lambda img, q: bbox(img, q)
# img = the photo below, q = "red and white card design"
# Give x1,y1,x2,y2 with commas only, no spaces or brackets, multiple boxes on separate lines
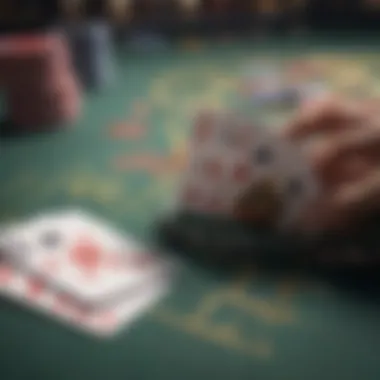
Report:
0,261,169,337
179,111,280,217
0,210,174,307
179,109,320,230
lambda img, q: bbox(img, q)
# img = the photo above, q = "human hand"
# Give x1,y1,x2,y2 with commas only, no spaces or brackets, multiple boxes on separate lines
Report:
282,95,380,234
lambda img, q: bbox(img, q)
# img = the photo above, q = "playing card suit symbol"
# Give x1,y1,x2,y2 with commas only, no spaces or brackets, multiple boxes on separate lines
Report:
233,162,251,183
70,237,103,277
27,277,46,299
202,159,223,180
0,264,13,285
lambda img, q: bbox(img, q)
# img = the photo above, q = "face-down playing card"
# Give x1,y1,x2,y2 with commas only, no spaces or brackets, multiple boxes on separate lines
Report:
178,109,320,231
0,210,174,308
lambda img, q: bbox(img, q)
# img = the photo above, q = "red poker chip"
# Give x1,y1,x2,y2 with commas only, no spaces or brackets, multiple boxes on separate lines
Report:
5,64,77,91
1,33,80,128
8,73,81,126
8,73,81,100
0,33,69,61
0,34,74,90
9,100,80,126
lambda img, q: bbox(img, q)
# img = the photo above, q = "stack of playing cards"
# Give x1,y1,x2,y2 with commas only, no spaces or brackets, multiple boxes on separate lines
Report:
0,210,175,337
177,109,320,232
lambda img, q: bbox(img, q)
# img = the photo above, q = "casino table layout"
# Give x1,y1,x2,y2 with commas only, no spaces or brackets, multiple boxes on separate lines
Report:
1,38,380,380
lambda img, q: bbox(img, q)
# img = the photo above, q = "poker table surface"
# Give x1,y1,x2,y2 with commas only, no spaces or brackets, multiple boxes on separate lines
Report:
1,36,380,380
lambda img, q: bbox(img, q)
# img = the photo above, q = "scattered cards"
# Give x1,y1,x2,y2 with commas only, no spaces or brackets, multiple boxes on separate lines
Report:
0,210,175,337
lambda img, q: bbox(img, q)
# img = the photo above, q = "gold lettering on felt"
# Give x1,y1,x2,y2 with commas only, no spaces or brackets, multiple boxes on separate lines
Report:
65,172,125,205
153,273,297,358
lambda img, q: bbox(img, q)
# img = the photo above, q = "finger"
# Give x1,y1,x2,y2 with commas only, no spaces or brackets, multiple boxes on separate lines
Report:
333,168,380,217
282,96,368,140
294,196,351,235
293,167,379,235
309,126,380,184
361,98,380,115
322,156,374,189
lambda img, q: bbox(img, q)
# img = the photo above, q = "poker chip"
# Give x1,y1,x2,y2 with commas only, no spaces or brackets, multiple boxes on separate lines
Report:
7,78,81,127
0,33,82,129
64,21,114,89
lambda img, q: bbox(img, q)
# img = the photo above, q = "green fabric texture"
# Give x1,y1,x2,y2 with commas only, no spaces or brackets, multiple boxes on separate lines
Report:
1,40,380,380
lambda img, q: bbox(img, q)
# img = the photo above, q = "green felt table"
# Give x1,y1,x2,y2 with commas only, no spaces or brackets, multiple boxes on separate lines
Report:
1,38,380,380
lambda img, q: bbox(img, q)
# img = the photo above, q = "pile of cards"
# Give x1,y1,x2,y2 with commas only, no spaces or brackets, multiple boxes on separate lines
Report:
177,110,320,232
0,210,174,337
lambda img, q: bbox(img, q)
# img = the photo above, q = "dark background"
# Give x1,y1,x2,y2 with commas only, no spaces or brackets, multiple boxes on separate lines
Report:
0,1,379,35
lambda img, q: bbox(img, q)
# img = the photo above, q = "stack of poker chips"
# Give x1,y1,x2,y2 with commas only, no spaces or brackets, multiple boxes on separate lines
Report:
0,33,81,129
64,21,114,90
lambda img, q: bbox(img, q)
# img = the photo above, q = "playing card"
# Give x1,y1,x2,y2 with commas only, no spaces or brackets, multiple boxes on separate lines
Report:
0,210,174,307
0,260,170,337
178,110,286,228
266,134,321,230
178,109,320,231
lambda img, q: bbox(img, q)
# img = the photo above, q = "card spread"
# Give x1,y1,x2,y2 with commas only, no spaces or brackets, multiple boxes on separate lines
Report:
0,261,169,336
0,211,172,306
0,210,175,337
178,109,320,230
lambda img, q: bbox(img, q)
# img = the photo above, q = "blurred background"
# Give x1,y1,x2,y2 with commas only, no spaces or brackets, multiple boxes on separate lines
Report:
0,0,379,37
1,3,380,380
